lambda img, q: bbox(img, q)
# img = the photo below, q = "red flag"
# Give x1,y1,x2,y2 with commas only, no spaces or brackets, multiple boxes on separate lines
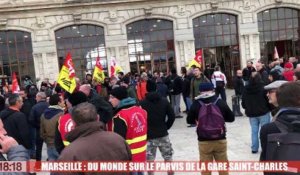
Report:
12,72,20,93
194,49,203,65
63,52,76,79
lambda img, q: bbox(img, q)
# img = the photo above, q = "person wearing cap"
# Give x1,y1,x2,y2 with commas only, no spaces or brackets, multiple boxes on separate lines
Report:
120,76,137,100
140,80,175,175
264,80,288,121
108,87,147,166
54,91,87,154
283,62,294,81
242,72,271,154
260,81,300,162
187,82,234,175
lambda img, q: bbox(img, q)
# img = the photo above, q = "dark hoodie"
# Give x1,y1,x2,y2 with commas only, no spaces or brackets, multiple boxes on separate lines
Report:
140,92,175,140
0,108,31,149
242,83,270,117
40,106,64,147
260,108,300,161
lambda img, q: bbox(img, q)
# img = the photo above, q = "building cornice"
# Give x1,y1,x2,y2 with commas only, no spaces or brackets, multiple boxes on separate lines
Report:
0,0,163,13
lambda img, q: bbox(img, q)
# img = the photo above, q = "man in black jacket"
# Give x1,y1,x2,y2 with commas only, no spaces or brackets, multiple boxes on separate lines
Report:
187,82,234,175
79,84,113,124
168,69,183,118
29,91,49,160
0,94,30,150
260,81,300,161
140,80,175,175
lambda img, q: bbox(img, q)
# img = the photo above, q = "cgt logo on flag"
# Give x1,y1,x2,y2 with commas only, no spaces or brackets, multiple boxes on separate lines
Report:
92,57,105,83
57,52,77,93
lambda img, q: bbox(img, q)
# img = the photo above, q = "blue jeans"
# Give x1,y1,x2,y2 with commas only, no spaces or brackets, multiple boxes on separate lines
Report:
47,146,59,161
249,113,271,152
183,96,192,111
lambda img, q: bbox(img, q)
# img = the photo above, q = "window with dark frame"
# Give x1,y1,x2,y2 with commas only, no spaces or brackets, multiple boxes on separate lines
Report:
55,24,107,81
258,7,300,62
126,19,175,74
193,13,238,49
0,30,34,87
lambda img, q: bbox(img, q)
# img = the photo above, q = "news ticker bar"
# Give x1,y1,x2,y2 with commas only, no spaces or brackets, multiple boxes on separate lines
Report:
0,161,299,173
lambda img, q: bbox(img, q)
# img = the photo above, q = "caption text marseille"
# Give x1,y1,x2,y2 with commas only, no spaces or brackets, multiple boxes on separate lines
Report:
41,162,288,172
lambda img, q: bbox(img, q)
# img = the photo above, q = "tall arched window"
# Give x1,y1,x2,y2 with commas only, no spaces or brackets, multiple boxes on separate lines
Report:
55,25,107,81
193,13,239,86
258,8,300,63
0,30,35,87
126,19,175,74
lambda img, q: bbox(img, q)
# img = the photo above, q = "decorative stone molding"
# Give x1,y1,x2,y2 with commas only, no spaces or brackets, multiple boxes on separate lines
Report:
177,5,186,16
275,0,283,4
109,10,118,22
36,16,46,28
144,7,152,16
0,19,8,29
73,13,82,24
240,0,255,11
210,1,218,10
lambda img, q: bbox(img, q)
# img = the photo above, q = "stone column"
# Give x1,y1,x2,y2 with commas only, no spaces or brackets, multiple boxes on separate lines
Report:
32,29,59,83
239,21,260,67
105,33,129,74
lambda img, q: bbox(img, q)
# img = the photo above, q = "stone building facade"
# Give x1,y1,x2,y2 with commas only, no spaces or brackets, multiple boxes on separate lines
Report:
0,0,299,84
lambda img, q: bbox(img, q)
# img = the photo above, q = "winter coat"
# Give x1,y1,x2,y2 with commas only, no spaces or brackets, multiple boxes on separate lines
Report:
167,74,182,95
88,89,113,124
58,121,131,175
187,94,235,141
40,106,64,147
242,83,270,117
156,82,168,98
140,92,175,140
233,76,244,95
29,100,49,129
20,98,36,121
182,74,192,97
242,67,256,81
136,81,147,101
190,75,210,100
260,108,300,161
0,145,30,175
0,108,31,149
127,86,137,100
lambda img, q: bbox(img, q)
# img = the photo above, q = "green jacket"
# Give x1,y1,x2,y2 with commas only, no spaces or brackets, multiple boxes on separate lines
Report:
190,75,210,100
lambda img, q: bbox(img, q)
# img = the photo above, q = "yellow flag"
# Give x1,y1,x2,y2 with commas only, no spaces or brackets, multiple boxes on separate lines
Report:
57,52,76,93
93,57,105,83
188,49,203,69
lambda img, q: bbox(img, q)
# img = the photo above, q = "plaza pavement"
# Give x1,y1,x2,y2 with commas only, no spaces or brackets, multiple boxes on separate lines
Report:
38,89,263,175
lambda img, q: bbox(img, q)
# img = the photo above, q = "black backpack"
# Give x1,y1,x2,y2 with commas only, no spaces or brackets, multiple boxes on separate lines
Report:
266,119,300,174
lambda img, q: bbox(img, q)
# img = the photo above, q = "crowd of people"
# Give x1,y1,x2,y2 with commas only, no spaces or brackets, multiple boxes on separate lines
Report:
0,56,299,175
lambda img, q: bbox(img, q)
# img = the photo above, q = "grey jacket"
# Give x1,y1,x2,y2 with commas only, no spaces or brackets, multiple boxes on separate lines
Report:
0,145,30,175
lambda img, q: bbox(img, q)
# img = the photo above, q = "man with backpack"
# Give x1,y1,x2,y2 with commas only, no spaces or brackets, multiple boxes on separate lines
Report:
260,81,300,174
187,82,234,175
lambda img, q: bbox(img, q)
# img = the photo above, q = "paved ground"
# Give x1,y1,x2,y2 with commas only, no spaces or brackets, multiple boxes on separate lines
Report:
38,89,263,175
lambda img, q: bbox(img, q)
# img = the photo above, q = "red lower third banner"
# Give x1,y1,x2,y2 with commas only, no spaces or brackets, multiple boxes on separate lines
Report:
0,161,299,173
